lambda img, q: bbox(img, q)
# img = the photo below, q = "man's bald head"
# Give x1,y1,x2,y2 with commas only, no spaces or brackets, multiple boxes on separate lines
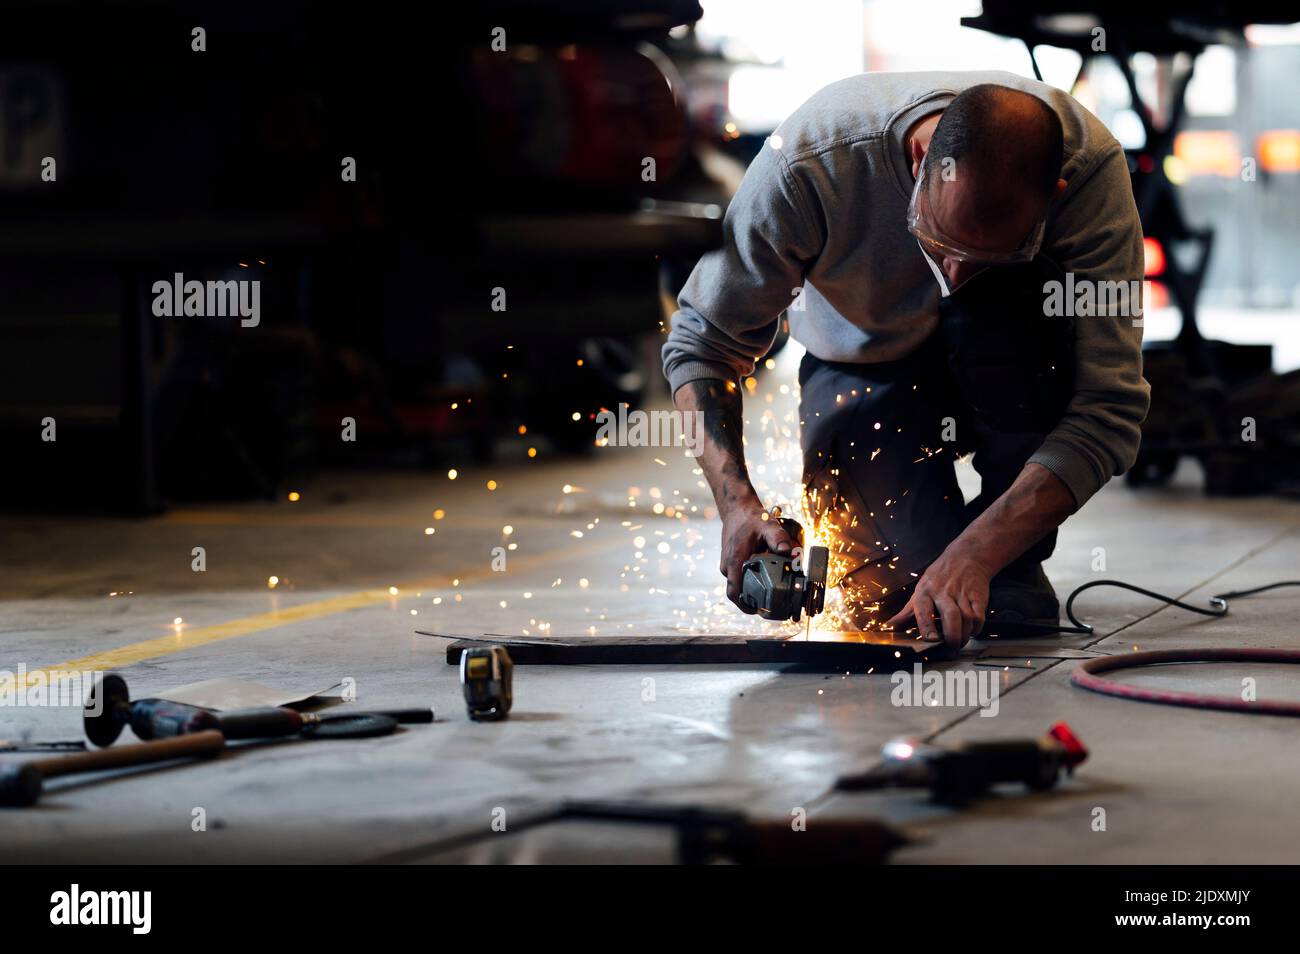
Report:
922,84,1064,222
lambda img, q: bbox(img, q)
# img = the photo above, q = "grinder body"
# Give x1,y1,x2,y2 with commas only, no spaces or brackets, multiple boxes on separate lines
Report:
739,516,828,623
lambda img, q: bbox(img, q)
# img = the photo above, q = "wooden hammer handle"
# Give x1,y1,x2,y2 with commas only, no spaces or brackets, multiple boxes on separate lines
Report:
34,730,225,779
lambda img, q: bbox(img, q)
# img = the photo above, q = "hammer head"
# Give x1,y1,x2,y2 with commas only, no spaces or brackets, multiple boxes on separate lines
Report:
0,763,43,807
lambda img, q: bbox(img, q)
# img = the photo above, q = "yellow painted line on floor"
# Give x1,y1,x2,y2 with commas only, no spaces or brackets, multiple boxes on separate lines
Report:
161,512,449,528
2,535,628,691
158,510,637,531
160,511,492,529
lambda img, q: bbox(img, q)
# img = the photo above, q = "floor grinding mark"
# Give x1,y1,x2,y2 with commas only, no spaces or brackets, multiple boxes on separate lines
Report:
745,633,956,670
0,534,628,692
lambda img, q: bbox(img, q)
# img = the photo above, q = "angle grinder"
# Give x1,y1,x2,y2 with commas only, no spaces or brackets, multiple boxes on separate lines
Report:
739,511,828,624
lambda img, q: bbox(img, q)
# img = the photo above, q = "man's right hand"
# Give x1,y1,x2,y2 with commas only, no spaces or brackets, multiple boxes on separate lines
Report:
721,507,799,611
673,378,791,612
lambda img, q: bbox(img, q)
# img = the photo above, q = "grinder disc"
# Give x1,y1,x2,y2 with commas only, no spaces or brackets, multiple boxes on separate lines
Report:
301,713,399,739
84,672,130,748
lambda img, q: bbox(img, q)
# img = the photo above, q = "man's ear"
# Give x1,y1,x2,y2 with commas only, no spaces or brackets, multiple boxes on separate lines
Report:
910,134,927,179
1053,177,1068,198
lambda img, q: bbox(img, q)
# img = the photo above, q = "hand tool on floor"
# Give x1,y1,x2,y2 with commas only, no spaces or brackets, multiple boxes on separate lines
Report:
460,646,513,721
84,673,428,746
554,801,906,865
834,722,1088,805
739,511,828,625
0,730,225,807
366,799,908,865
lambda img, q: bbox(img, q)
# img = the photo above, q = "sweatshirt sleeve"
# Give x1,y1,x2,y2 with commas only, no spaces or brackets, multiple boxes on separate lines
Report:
1029,143,1152,507
662,142,824,394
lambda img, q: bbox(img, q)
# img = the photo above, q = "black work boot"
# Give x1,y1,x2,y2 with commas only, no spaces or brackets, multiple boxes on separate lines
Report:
984,562,1060,637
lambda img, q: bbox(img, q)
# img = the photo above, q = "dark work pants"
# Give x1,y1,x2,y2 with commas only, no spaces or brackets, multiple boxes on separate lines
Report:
799,258,1074,617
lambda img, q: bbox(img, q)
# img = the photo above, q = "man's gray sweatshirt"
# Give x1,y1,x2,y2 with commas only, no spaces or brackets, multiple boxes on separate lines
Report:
662,70,1151,506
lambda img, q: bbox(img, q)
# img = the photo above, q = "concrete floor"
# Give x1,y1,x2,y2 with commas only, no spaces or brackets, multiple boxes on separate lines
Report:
2,348,1299,864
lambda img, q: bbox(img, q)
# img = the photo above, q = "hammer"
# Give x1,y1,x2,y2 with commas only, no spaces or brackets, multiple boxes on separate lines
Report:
0,730,225,807
85,673,431,746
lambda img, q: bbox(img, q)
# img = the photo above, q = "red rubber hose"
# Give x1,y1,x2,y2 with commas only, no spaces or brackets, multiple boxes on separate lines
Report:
1071,648,1300,716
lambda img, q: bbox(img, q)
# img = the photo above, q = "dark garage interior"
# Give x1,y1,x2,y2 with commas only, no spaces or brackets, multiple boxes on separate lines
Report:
2,0,1300,907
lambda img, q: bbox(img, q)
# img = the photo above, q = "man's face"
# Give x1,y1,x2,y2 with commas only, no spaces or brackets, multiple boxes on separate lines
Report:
908,166,1050,290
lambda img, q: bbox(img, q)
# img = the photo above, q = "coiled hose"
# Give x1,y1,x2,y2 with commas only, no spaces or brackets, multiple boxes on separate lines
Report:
1064,580,1300,715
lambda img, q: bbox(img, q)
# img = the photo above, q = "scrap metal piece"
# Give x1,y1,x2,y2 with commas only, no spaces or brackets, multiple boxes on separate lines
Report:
433,634,759,665
746,632,956,671
154,678,344,711
429,632,951,670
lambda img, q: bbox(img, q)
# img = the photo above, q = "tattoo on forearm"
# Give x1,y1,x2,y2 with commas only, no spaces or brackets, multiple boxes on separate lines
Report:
685,379,751,505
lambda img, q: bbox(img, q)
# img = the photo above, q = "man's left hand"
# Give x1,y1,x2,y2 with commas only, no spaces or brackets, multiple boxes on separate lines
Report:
884,546,991,649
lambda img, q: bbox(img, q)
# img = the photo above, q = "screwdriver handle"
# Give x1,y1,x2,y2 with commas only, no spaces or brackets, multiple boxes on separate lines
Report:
129,699,220,740
215,707,305,739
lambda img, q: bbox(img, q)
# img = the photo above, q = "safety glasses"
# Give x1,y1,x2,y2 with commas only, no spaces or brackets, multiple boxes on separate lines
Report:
906,164,1046,265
